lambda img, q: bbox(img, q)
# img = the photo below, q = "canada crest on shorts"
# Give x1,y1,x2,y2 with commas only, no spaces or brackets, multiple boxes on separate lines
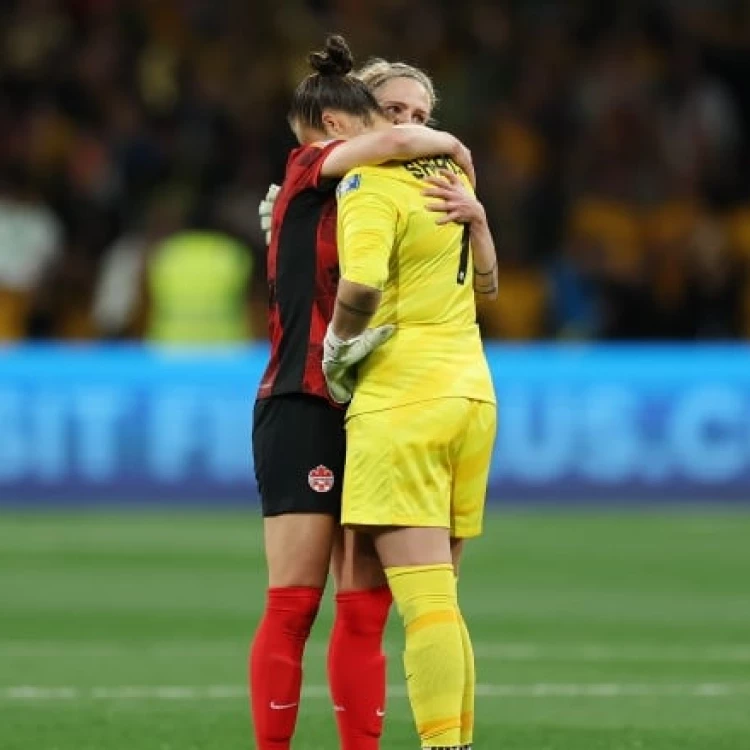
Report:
308,465,335,493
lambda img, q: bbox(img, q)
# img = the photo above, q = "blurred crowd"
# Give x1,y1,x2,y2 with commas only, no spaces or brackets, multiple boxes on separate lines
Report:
2,0,750,342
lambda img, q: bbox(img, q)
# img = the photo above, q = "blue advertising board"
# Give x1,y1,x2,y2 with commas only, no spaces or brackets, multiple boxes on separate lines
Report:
0,344,749,505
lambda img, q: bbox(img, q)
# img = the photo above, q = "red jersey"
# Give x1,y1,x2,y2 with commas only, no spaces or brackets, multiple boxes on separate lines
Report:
257,141,342,403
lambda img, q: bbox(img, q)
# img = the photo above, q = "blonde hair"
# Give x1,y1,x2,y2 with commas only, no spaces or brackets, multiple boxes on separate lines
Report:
355,58,438,111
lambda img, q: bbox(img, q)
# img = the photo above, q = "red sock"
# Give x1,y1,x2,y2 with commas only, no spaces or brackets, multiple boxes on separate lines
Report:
328,586,393,750
249,587,323,750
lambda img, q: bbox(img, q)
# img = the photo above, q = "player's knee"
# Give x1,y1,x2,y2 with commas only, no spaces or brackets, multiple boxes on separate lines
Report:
373,526,452,569
337,552,388,593
332,526,388,592
353,561,389,591
265,514,336,588
333,586,392,636
269,557,329,588
385,564,457,627
334,564,388,594
266,587,323,639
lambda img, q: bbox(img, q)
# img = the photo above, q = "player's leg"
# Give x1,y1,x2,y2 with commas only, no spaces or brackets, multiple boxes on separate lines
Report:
450,399,497,748
328,528,391,750
251,514,334,750
374,526,466,749
343,400,469,750
250,395,345,750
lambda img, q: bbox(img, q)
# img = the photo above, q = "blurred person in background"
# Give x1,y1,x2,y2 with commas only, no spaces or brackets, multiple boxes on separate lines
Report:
92,193,186,339
0,165,63,340
658,38,743,206
548,240,601,340
143,200,253,345
726,206,750,336
683,218,745,338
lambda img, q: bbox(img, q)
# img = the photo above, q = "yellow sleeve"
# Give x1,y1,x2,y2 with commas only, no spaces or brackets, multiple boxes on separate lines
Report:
336,171,399,291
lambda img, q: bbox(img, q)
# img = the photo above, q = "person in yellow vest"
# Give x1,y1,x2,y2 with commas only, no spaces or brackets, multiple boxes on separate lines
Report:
146,228,252,344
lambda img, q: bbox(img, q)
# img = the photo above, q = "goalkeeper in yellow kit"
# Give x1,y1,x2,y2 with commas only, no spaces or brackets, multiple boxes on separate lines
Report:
322,156,498,750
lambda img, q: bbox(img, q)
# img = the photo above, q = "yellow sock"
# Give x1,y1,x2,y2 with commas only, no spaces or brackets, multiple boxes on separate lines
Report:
386,564,465,748
457,611,475,745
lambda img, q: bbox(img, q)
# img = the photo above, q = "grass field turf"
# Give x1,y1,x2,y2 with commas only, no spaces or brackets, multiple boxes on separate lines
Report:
1,510,749,750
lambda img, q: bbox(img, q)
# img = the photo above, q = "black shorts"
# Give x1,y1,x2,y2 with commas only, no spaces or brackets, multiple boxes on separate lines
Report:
252,394,346,517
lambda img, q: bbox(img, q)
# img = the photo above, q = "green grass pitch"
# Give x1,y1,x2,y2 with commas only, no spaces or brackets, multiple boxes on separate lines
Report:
1,509,749,750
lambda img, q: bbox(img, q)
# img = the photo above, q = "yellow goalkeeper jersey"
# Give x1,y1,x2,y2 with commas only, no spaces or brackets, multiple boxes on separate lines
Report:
336,156,496,417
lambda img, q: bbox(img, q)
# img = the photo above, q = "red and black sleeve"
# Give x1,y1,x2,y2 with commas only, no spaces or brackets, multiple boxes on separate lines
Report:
284,141,343,193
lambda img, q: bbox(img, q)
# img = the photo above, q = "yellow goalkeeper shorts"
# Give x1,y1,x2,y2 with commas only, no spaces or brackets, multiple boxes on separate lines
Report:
341,398,496,538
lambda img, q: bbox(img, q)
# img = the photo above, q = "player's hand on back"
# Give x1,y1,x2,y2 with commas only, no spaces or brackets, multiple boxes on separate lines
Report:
258,183,281,245
422,169,486,226
322,324,395,404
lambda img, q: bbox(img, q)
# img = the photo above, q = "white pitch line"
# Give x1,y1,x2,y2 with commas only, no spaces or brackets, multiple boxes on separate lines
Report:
2,683,750,702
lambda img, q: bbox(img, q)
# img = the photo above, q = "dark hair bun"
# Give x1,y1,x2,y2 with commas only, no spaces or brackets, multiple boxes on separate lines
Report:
309,34,354,76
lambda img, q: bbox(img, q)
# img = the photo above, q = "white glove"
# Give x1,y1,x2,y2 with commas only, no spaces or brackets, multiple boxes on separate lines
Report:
322,324,395,404
258,183,280,245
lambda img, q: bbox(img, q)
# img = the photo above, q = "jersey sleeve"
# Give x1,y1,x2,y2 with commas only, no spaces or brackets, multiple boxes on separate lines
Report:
336,170,399,291
286,141,343,191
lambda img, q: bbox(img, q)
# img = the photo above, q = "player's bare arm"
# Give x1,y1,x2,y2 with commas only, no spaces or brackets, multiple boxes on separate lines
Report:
423,169,499,299
321,125,474,181
261,132,474,246
331,280,381,339
468,218,498,299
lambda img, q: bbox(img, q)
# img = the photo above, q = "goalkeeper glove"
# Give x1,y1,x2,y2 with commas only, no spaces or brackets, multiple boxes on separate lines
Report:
258,183,280,245
322,324,395,404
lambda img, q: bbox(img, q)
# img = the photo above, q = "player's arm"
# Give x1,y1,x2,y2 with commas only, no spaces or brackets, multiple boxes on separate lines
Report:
332,178,397,334
468,215,498,299
331,279,381,338
423,169,498,299
321,125,474,185
322,178,397,402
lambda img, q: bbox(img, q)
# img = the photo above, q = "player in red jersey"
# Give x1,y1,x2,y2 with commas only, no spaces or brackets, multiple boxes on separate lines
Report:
249,36,487,750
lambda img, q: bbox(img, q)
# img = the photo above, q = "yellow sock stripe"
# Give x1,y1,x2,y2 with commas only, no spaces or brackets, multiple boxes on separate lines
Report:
418,716,463,740
405,608,459,636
